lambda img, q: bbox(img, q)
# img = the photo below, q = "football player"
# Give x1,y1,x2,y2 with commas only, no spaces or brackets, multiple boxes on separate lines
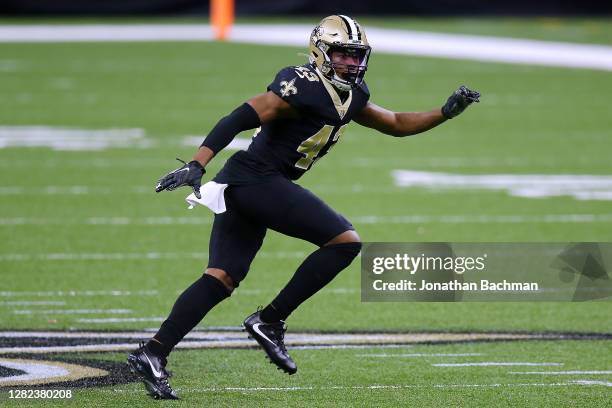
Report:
127,15,479,399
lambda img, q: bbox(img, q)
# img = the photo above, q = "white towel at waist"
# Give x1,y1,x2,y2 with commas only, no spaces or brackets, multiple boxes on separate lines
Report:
185,181,229,214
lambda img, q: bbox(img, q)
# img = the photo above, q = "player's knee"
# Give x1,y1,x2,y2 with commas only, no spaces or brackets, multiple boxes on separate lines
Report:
205,268,235,292
323,230,362,260
324,230,361,246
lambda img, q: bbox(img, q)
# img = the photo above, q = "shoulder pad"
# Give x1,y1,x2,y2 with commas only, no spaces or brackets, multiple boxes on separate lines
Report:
267,65,321,110
356,80,370,97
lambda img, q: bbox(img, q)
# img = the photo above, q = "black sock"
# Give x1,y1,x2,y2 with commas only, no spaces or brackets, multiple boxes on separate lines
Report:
147,274,231,358
260,242,361,323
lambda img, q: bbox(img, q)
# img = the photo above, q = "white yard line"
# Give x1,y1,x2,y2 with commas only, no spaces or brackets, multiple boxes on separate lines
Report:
0,301,66,306
510,371,612,375
0,186,115,195
0,290,158,297
0,186,399,196
104,381,605,393
5,156,604,169
358,353,483,358
0,331,246,339
290,344,412,350
0,126,150,151
2,214,612,227
76,317,164,323
13,309,131,315
0,24,610,71
0,24,216,42
0,342,413,353
353,214,612,224
0,250,306,262
569,380,612,387
0,330,571,354
433,362,563,367
3,184,612,198
392,170,612,201
363,27,612,71
0,343,166,354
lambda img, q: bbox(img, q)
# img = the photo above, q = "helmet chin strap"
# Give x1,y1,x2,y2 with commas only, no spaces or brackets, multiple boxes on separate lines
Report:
313,65,352,92
331,73,352,92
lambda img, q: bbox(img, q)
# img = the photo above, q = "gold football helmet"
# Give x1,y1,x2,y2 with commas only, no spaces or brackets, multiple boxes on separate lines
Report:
309,15,371,91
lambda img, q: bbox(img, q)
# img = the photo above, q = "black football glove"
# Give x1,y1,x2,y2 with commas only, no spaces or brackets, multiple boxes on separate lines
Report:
441,85,481,119
155,158,206,199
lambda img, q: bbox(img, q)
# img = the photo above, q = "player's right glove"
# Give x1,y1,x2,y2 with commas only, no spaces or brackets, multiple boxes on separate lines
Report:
155,158,205,199
441,85,480,119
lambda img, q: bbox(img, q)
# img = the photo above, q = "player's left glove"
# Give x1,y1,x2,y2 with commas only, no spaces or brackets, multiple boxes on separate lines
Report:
441,85,480,119
155,158,206,199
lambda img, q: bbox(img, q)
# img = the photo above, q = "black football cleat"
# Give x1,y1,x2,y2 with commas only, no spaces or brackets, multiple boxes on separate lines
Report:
127,342,179,400
243,310,297,375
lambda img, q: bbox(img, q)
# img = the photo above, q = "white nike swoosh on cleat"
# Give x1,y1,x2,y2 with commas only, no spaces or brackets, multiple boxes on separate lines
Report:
252,323,277,346
144,353,163,378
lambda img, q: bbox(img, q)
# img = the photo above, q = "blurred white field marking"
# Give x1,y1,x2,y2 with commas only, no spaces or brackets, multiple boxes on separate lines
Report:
0,301,66,306
182,135,250,150
0,216,211,225
0,342,412,353
358,353,483,358
106,382,606,393
289,344,411,350
4,182,612,197
6,156,607,169
0,330,576,354
356,214,612,224
0,290,158,297
13,309,131,315
0,59,20,72
0,186,403,196
3,214,612,227
510,371,612,375
0,126,151,151
1,24,611,71
0,158,169,168
177,287,354,296
325,287,358,294
362,27,612,71
347,156,612,169
0,251,306,262
570,380,612,387
0,24,215,42
433,362,563,367
353,214,612,224
48,77,75,90
393,170,612,201
1,331,178,338
76,317,165,324
0,186,114,195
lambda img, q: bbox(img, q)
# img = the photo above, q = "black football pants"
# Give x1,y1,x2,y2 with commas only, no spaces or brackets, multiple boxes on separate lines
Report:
207,176,354,286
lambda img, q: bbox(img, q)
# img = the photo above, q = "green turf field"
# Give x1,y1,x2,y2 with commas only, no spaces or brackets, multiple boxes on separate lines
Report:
0,18,611,406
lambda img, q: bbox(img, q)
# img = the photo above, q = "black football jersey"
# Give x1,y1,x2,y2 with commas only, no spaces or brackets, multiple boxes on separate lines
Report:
213,63,370,185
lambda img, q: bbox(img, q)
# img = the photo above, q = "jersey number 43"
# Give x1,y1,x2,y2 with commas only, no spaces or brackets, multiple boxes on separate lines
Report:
295,124,348,170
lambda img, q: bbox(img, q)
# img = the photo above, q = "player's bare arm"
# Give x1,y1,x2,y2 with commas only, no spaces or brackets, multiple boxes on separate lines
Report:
156,91,295,198
355,102,447,136
192,91,296,167
355,86,480,137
